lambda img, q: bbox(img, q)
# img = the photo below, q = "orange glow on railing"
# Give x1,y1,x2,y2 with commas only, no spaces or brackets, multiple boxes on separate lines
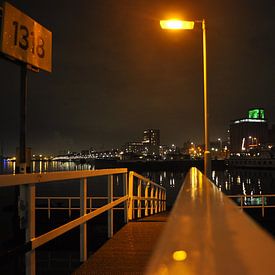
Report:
172,250,188,261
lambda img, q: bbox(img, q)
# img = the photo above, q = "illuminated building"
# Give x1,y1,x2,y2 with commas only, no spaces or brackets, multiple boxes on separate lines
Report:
159,145,169,159
143,129,160,156
269,125,275,146
124,141,143,154
230,108,268,153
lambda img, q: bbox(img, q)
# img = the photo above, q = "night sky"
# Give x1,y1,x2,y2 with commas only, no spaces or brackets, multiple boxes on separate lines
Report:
0,0,274,155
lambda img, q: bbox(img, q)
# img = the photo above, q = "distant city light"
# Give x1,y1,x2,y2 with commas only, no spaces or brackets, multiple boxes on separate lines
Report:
234,119,266,124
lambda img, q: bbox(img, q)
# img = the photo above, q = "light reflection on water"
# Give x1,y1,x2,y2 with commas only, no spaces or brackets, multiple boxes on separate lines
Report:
2,161,275,199
1,160,93,174
0,161,187,206
212,169,275,196
142,171,186,208
1,161,275,274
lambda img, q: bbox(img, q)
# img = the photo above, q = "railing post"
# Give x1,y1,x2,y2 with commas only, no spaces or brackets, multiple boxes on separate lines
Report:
48,198,50,219
128,172,134,220
89,196,92,213
80,178,87,262
164,191,166,211
150,186,154,215
25,184,36,275
145,182,149,216
108,175,113,238
137,179,142,218
123,173,128,223
69,198,71,218
158,188,161,212
262,195,264,218
160,190,164,211
155,188,159,213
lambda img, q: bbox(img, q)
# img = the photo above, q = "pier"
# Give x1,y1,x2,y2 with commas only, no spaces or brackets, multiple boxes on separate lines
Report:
1,167,275,274
0,168,166,274
73,212,168,274
0,1,275,274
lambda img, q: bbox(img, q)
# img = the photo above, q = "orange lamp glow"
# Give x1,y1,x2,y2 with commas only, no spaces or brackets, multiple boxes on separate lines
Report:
160,19,194,30
172,250,188,261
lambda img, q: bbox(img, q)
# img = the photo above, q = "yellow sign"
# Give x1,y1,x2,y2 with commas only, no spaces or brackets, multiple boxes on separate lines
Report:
1,2,52,72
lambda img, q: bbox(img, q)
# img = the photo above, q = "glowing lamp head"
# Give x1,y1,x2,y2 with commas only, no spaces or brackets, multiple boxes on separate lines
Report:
160,19,195,30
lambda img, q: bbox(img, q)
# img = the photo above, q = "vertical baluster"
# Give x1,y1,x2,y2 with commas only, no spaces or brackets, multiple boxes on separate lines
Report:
162,190,164,212
155,188,159,213
128,172,134,220
69,198,71,218
80,178,87,262
137,179,142,218
26,183,36,275
164,191,167,211
145,182,149,216
150,185,154,215
158,189,161,212
89,196,92,213
262,195,264,218
123,172,128,223
108,175,114,238
48,198,50,219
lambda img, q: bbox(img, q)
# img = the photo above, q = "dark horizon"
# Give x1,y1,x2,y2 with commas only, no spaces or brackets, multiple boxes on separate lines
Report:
0,0,274,155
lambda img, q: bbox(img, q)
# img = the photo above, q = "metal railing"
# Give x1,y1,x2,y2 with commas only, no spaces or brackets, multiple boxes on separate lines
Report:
146,167,275,275
35,172,166,221
35,196,126,219
228,194,275,217
126,171,165,220
0,168,166,275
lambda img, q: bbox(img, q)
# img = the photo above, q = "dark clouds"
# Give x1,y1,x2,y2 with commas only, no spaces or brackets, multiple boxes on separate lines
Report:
0,0,274,155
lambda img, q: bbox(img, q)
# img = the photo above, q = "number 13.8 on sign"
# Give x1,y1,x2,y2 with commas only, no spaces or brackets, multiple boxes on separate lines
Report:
12,21,45,58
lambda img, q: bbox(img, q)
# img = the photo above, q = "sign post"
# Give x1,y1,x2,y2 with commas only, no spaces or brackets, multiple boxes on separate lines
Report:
0,3,52,274
19,64,28,173
1,2,52,172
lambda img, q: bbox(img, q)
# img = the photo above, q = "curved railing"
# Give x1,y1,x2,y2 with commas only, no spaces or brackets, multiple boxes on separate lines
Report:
128,171,166,220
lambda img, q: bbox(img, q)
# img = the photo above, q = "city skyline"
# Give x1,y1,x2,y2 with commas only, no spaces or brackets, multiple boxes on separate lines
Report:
1,126,225,157
0,0,274,155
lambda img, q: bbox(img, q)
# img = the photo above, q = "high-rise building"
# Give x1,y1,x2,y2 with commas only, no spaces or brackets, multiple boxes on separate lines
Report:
124,141,143,154
268,125,275,146
229,108,268,153
142,129,160,155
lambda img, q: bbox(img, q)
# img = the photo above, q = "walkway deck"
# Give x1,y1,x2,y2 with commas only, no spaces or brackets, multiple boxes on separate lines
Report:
73,211,168,274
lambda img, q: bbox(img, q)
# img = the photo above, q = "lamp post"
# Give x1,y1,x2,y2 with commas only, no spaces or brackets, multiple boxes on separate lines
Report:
218,138,222,151
160,19,211,177
218,138,222,159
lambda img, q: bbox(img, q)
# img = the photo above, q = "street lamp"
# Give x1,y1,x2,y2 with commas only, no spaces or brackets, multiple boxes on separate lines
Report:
160,18,211,177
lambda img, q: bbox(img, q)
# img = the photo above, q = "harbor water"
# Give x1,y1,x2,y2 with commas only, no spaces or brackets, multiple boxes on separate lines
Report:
0,160,275,274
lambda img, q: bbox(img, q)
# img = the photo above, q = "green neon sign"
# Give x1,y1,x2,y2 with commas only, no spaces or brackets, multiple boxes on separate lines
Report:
248,109,265,119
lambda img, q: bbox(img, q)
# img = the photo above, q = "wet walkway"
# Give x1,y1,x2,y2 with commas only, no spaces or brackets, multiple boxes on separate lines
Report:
73,211,168,274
